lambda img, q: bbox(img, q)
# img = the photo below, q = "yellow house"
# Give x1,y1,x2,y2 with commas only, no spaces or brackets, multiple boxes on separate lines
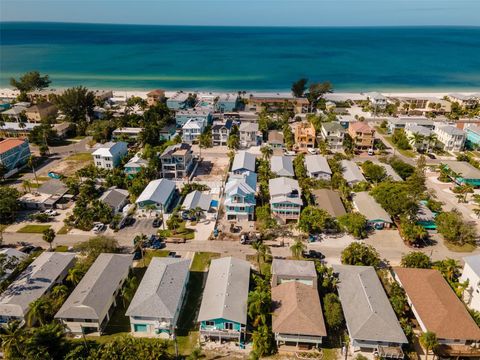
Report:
25,102,57,122
348,122,375,150
294,122,316,152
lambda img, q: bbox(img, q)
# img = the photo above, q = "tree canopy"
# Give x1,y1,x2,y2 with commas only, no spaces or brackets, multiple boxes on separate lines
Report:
436,209,477,246
0,186,20,224
10,71,51,94
341,242,381,268
338,213,368,239
401,251,432,269
298,206,337,234
52,86,95,135
291,78,308,97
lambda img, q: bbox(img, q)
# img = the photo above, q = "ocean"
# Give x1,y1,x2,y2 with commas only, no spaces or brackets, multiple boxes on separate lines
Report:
1,22,480,92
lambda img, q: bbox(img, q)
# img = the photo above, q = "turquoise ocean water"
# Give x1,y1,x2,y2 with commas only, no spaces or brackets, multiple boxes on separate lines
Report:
1,22,480,91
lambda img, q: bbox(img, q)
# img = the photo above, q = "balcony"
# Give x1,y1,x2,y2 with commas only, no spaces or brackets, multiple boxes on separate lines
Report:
200,327,242,339
276,333,323,344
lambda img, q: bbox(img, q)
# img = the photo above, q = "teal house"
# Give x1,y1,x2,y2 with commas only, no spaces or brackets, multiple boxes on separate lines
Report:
135,179,176,212
0,139,31,178
224,171,257,221
466,126,480,150
416,202,437,230
197,257,250,344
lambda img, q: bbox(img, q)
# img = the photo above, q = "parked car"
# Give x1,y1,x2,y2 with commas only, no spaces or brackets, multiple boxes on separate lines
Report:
168,251,177,258
426,153,436,159
307,148,318,155
303,250,325,260
44,209,58,216
284,150,296,156
133,250,142,261
367,148,374,156
92,223,105,234
120,216,136,229
152,218,162,228
181,211,196,221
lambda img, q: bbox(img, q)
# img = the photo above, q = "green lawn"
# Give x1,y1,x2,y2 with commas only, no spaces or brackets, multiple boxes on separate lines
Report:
54,245,69,252
190,252,220,272
142,249,170,266
65,152,93,161
444,241,476,253
0,224,9,232
17,224,51,233
57,225,71,235
375,126,387,135
158,222,195,240
383,136,416,158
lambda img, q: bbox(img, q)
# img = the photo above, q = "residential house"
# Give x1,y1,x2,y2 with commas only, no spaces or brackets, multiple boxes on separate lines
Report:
112,127,142,142
434,125,466,152
212,120,233,146
334,265,407,356
447,93,479,109
198,257,250,343
146,89,165,107
461,254,480,312
55,254,133,335
268,130,284,149
0,252,75,324
304,155,332,180
175,109,211,128
159,124,177,141
1,105,28,121
182,190,212,212
160,143,194,179
19,179,70,210
366,92,387,110
376,162,403,182
352,192,392,229
215,93,238,112
294,122,316,152
416,202,436,230
224,171,257,221
396,97,451,116
321,122,346,151
247,93,309,113
442,160,480,187
126,258,190,338
311,189,346,218
0,249,27,280
25,102,57,122
99,187,129,214
136,179,176,212
348,122,375,151
405,124,433,152
271,259,317,289
182,118,206,143
92,142,128,169
465,125,480,150
272,281,326,350
271,155,294,177
231,151,256,175
387,118,435,134
239,122,260,148
166,92,190,110
0,139,31,178
0,122,37,138
269,177,302,223
394,267,480,355
340,160,366,186
124,152,149,176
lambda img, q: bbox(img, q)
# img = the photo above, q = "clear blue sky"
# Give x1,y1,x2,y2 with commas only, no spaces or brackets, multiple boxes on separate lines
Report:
1,0,480,27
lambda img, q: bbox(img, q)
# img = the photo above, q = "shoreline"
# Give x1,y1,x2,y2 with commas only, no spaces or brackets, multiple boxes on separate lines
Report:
1,87,479,101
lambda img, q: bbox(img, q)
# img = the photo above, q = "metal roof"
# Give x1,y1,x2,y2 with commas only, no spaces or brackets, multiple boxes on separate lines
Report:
305,155,332,176
55,254,133,321
271,156,294,177
182,190,212,211
136,179,176,206
333,265,407,344
353,192,391,223
126,258,190,319
272,259,317,278
231,151,256,173
340,160,366,184
197,257,250,325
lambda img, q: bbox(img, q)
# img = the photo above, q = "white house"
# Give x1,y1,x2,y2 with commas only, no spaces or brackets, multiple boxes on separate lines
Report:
92,142,128,169
182,118,206,143
304,155,332,180
434,125,466,152
461,254,480,312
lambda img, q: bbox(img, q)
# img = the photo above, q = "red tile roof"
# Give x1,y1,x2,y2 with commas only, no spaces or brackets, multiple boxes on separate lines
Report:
0,139,27,154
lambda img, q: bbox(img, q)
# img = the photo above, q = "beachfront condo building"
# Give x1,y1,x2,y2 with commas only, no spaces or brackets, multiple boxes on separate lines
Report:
215,93,238,112
434,125,466,152
247,93,309,113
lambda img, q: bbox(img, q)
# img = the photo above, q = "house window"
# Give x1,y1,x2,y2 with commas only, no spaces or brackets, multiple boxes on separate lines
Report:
96,162,101,166
205,321,215,327
224,322,234,330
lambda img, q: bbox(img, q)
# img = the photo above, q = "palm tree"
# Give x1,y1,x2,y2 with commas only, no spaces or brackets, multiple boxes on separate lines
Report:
251,241,270,273
66,267,84,286
42,228,56,251
260,145,273,161
187,347,205,360
167,212,182,234
51,284,69,302
290,239,306,259
248,288,270,327
22,179,32,193
144,204,157,217
28,297,51,326
27,155,39,187
193,206,205,221
121,275,138,308
425,133,437,153
0,320,26,359
419,331,438,360
409,132,425,152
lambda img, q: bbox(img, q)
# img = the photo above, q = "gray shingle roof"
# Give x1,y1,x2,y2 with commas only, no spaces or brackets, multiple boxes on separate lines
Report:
271,156,294,177
443,160,480,180
126,258,190,319
322,122,345,133
55,254,133,321
38,179,68,196
272,259,317,278
197,257,250,325
231,151,256,173
0,252,75,318
305,155,332,176
437,125,465,136
333,265,407,344
99,187,129,209
182,190,212,211
353,192,391,223
269,177,303,206
136,179,176,206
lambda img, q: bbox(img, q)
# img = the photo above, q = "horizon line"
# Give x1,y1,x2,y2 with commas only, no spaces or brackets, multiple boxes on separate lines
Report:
2,20,480,29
